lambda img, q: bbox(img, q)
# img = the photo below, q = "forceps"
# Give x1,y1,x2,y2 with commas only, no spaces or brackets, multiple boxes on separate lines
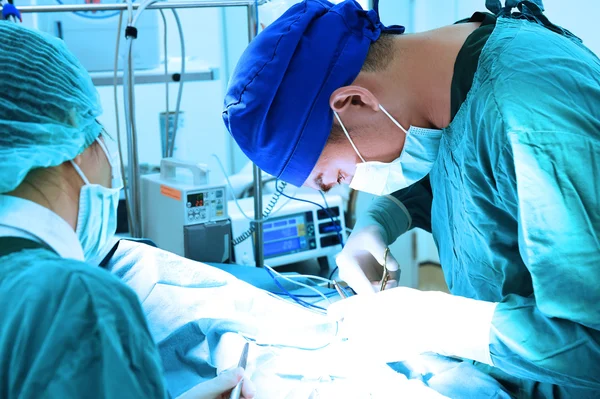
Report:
380,247,400,292
229,342,249,399
333,247,399,297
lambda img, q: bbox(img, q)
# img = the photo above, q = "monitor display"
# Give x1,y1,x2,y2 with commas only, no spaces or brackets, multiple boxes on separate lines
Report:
187,192,204,207
260,212,313,259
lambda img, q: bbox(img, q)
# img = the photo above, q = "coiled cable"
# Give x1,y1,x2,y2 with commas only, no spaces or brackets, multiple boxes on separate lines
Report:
232,179,288,246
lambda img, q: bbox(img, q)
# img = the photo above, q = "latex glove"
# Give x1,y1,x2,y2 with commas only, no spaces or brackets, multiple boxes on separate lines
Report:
177,368,256,399
328,287,497,365
335,225,401,294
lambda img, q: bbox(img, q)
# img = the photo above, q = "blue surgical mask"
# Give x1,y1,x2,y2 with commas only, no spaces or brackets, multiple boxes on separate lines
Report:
335,105,442,196
70,136,123,261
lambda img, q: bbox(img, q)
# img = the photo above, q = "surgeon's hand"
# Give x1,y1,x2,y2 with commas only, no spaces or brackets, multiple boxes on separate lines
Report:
335,225,400,294
177,368,256,399
328,287,498,365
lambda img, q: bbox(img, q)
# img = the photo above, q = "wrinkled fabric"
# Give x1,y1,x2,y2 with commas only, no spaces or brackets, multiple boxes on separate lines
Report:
0,23,102,194
106,240,451,398
0,248,168,398
372,15,600,398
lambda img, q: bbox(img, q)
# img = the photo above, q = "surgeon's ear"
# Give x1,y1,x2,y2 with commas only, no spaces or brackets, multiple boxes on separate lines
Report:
330,85,379,114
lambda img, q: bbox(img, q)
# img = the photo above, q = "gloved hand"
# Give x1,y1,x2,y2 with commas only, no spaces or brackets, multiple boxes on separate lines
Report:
335,224,401,294
328,287,497,365
178,368,256,399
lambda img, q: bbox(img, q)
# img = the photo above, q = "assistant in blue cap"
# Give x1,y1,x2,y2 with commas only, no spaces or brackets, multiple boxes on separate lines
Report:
225,1,600,398
223,0,404,188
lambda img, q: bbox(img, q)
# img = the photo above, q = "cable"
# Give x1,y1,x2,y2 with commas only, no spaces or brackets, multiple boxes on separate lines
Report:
159,9,169,158
211,154,292,225
283,274,334,286
275,185,344,287
318,190,344,246
126,0,133,25
328,266,338,282
131,0,156,26
264,265,331,306
264,267,326,313
275,181,344,249
168,9,185,157
123,35,139,235
240,318,340,352
271,291,338,299
113,9,134,235
232,179,287,246
319,190,344,286
121,0,154,236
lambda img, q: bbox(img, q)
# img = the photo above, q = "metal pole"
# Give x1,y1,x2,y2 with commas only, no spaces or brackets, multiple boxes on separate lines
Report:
11,0,259,13
247,1,264,268
252,165,264,267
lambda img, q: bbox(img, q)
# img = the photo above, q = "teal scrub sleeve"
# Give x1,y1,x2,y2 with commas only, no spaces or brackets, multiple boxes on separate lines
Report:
490,131,600,389
353,177,433,244
0,251,168,398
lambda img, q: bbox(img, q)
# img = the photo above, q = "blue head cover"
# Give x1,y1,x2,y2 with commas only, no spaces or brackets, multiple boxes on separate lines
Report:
0,22,102,194
223,0,404,187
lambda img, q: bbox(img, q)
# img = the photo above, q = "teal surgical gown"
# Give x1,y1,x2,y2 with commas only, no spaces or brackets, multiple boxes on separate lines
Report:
365,12,600,399
0,244,168,398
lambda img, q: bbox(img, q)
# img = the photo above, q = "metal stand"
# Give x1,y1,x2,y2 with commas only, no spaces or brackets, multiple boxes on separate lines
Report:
9,0,267,267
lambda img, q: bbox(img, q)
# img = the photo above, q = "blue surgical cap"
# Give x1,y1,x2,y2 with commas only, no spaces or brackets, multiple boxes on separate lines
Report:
223,0,404,187
0,22,103,194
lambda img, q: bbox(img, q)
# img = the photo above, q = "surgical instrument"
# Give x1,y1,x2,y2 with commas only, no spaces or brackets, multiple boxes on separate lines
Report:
380,247,401,292
332,280,347,299
229,342,249,399
379,247,391,292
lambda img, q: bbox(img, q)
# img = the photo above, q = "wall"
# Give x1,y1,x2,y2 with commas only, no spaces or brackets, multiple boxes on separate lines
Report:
380,0,599,54
94,7,235,179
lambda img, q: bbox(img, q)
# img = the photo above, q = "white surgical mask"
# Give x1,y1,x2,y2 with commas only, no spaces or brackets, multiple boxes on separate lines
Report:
335,105,442,196
70,136,123,261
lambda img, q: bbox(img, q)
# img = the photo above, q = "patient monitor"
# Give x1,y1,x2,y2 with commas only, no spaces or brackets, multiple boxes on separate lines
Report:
141,158,231,263
229,193,347,267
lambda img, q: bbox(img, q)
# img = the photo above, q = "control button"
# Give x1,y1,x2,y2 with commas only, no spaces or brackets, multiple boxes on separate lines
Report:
186,202,192,208
188,215,193,221
194,208,200,215
216,211,223,217
216,190,223,198
188,210,193,216
309,241,316,249
217,199,223,205
200,212,206,219
194,215,200,221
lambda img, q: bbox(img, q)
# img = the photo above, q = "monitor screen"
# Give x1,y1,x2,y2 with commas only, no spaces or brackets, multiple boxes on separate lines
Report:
187,192,204,207
260,213,312,259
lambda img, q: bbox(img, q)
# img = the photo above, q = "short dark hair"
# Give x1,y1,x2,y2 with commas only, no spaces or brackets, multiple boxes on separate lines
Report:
325,35,395,145
361,33,395,73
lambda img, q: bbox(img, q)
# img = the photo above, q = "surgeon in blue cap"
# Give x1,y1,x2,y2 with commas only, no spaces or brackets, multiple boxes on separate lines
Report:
224,0,600,397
